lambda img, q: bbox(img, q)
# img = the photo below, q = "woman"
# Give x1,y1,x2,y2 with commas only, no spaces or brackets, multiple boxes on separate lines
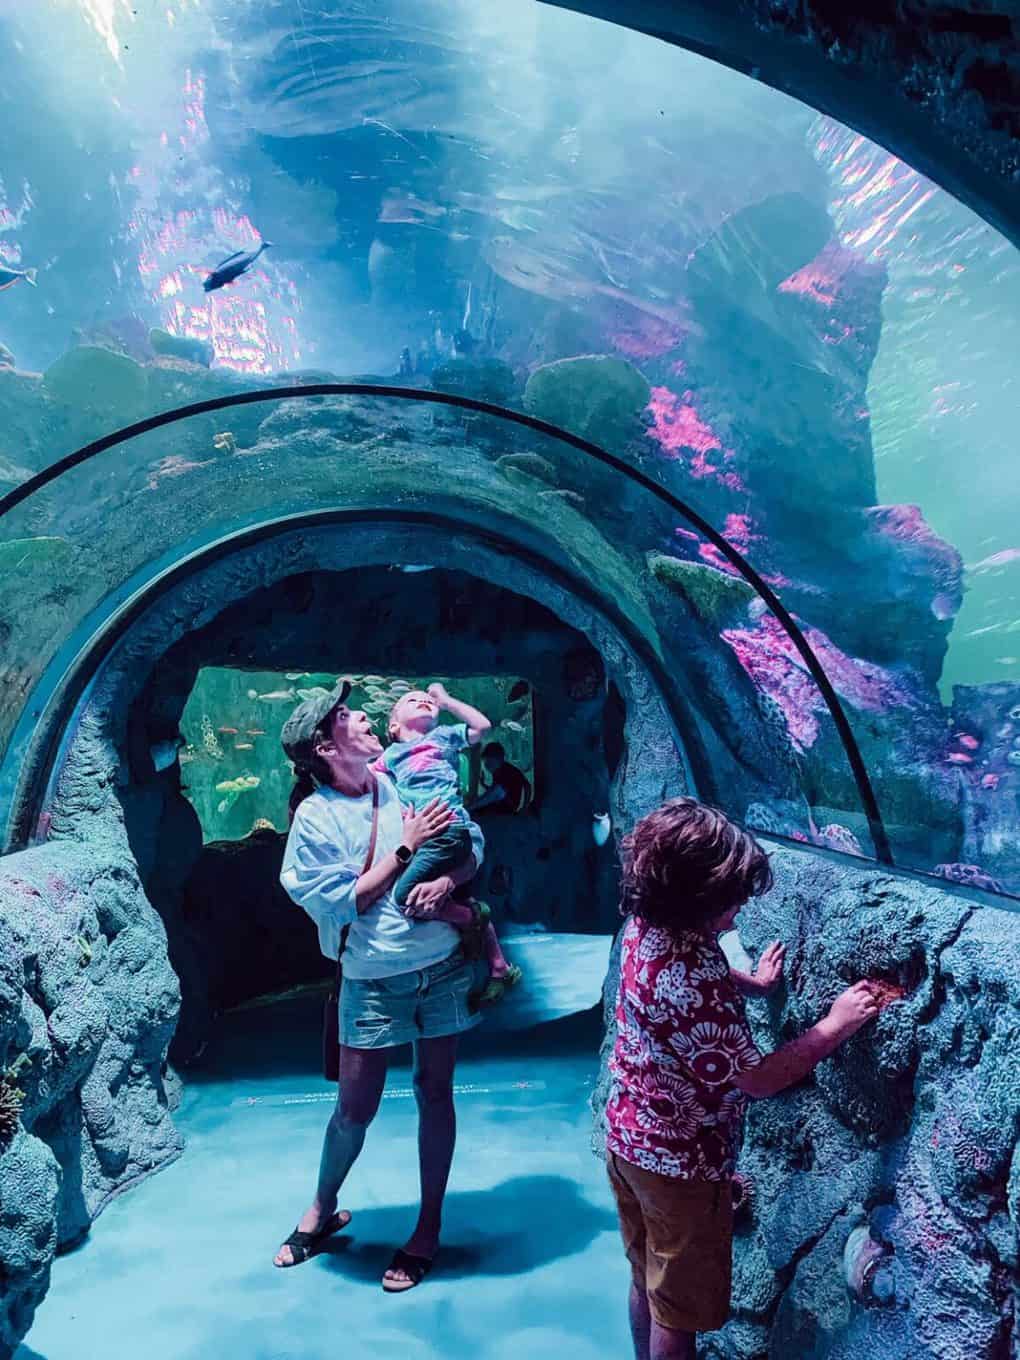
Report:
272,680,484,1292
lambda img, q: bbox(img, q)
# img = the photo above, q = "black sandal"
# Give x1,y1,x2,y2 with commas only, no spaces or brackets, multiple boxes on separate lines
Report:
382,1248,434,1293
274,1210,350,1267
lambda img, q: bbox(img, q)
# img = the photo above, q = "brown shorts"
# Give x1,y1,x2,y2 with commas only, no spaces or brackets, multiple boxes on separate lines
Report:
607,1152,734,1333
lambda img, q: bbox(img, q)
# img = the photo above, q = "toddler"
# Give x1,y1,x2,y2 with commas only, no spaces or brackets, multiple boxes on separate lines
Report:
374,682,522,1006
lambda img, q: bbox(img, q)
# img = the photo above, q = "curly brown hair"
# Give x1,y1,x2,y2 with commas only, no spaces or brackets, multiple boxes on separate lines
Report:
620,797,772,933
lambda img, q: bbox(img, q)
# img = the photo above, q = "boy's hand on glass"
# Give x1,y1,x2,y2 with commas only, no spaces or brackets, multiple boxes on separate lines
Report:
753,941,786,992
827,982,880,1039
401,798,453,850
403,875,455,919
426,682,450,709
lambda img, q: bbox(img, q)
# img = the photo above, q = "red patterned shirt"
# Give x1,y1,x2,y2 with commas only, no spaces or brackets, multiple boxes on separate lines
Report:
606,916,761,1180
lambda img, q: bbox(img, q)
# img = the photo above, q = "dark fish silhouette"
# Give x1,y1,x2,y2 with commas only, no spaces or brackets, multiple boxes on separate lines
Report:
202,242,272,293
508,679,530,702
0,264,37,292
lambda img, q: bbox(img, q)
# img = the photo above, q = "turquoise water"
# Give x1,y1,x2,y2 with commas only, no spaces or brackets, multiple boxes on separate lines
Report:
18,1002,625,1360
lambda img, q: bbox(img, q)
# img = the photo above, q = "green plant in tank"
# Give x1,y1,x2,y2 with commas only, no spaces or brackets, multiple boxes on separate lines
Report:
646,552,756,625
523,354,650,448
76,934,93,967
0,1054,29,1152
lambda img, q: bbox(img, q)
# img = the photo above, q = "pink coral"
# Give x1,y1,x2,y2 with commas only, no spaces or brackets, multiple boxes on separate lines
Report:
611,315,685,360
647,386,722,457
645,386,747,493
867,504,964,620
722,613,913,752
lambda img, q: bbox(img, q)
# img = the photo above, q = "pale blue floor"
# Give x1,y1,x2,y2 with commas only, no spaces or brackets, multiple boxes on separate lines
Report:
20,975,630,1360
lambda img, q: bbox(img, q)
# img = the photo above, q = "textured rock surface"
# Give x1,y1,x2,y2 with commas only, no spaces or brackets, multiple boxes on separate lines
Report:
593,842,1020,1359
0,838,182,1356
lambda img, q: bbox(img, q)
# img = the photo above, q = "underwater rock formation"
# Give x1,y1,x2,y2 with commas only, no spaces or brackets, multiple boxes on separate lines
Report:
950,681,1020,896
647,553,756,626
148,328,214,369
594,843,1019,1360
523,354,651,449
0,839,182,1353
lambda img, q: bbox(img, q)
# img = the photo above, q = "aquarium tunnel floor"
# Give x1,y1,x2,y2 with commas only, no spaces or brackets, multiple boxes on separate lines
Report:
18,992,631,1360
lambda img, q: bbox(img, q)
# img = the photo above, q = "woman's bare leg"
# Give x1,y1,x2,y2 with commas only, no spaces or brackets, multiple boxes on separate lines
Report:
383,1033,459,1284
274,1044,388,1265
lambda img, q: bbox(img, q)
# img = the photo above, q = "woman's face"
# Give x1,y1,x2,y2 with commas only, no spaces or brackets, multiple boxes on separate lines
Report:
322,704,383,761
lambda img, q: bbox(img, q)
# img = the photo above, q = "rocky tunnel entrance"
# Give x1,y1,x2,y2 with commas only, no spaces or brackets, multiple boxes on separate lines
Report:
123,565,634,1064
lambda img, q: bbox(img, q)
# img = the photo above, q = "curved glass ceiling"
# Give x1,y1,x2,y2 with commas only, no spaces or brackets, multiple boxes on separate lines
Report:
1,0,1019,896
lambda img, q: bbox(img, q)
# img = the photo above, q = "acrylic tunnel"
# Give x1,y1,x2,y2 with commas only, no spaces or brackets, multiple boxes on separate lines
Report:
0,3,1018,1359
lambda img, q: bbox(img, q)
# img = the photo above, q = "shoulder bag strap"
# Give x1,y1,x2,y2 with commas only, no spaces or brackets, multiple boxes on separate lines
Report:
335,776,380,979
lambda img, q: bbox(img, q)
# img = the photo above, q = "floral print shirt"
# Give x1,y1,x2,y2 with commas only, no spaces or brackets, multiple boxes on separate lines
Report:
606,916,761,1180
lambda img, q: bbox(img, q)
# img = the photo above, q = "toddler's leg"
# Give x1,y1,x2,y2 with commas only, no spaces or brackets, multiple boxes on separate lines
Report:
484,922,511,979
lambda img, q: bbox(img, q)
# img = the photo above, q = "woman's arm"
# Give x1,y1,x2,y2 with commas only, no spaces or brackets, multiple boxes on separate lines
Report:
428,682,492,744
403,853,479,925
355,798,456,911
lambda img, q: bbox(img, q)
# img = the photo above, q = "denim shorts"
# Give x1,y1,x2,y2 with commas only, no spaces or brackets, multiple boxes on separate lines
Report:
339,949,484,1050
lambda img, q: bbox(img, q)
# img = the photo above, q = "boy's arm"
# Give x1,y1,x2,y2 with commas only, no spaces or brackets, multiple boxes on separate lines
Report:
731,941,786,997
733,983,878,1098
428,682,492,745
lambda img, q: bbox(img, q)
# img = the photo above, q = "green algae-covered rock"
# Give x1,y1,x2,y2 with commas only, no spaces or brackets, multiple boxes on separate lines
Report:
646,552,755,623
149,328,214,368
523,354,650,448
495,451,558,485
0,537,77,579
42,346,148,422
431,357,517,405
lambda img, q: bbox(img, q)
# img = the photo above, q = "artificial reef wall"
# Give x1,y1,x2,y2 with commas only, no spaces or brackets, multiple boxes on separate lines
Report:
594,845,1020,1360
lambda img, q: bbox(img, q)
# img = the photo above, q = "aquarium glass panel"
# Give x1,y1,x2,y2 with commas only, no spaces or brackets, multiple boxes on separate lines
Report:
0,0,1017,895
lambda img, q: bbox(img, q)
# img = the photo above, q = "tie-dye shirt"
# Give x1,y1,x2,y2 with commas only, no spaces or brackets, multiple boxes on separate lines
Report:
606,915,762,1180
376,721,472,826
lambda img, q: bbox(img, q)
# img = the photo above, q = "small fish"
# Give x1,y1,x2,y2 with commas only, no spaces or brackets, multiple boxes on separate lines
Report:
502,720,525,733
212,431,237,453
0,264,37,292
203,241,272,293
234,742,254,750
284,673,308,682
246,729,265,736
955,734,980,750
946,752,972,765
360,675,387,684
218,726,239,735
295,686,330,702
257,688,297,701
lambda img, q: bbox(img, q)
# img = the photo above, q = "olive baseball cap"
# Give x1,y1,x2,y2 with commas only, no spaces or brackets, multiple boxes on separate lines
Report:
280,679,352,769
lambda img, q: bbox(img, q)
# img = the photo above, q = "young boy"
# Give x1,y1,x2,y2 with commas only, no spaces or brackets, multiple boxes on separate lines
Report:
606,798,879,1360
375,682,522,1006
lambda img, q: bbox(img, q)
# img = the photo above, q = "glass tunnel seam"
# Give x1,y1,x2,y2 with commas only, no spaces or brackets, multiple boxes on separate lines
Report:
0,382,893,863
